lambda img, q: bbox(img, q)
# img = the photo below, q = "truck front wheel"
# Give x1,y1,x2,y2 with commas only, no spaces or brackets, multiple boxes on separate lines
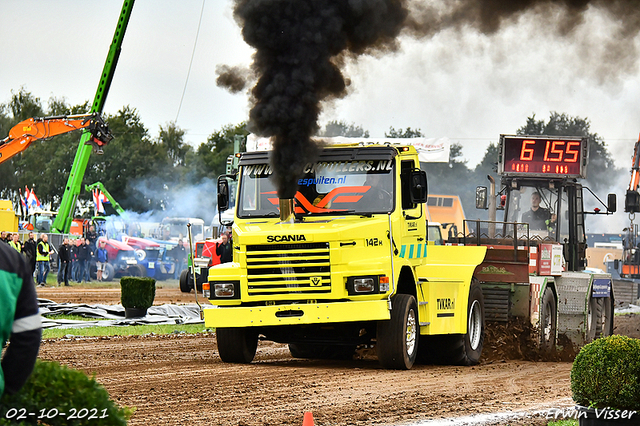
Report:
376,294,418,370
587,296,613,341
216,328,258,363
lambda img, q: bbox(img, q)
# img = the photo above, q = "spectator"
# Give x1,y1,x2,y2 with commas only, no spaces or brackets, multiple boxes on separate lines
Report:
95,241,108,282
216,233,232,263
8,234,22,253
0,231,7,244
84,225,98,251
71,238,82,282
21,232,37,276
35,234,53,286
57,238,71,287
0,242,42,395
173,239,187,279
77,238,93,283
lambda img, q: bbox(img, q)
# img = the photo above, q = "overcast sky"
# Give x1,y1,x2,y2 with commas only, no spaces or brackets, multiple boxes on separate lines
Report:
1,1,639,175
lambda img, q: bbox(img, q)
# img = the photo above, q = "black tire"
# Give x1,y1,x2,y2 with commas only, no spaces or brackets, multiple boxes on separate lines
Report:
288,343,356,360
539,287,557,351
217,328,259,364
421,279,485,366
179,269,191,293
587,296,613,341
376,294,419,369
126,265,144,277
102,263,115,282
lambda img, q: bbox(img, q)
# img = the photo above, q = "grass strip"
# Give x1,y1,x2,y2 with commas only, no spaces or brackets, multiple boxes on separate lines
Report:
42,323,210,339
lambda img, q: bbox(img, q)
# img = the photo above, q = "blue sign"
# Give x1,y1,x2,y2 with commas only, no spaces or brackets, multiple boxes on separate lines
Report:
592,278,611,298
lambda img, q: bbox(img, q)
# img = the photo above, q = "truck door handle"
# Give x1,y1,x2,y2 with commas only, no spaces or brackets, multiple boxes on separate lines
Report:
340,241,356,247
417,237,424,242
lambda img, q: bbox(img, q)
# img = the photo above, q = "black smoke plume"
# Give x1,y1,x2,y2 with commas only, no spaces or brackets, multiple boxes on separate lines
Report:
222,0,640,198
230,0,408,198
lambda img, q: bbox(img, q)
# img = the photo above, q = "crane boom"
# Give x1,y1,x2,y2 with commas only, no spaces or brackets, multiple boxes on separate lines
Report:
51,0,135,234
0,113,112,165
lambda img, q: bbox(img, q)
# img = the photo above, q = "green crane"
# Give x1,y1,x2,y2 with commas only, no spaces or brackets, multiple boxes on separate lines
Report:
85,182,126,217
51,0,135,233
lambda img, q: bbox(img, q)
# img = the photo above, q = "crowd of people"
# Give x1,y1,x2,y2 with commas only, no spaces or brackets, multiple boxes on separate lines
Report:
0,225,104,286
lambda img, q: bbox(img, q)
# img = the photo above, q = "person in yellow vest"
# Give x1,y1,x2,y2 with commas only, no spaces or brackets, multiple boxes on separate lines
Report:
8,234,22,253
36,234,53,286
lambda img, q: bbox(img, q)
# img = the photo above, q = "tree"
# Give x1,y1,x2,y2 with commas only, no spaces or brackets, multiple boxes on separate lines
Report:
385,127,423,138
194,122,248,182
517,112,619,193
158,122,190,167
319,120,369,137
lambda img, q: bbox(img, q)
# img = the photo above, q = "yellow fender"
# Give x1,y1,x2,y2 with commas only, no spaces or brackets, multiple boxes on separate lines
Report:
414,245,487,335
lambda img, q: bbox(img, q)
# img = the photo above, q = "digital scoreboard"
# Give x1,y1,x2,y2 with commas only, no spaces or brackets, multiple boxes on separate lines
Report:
498,135,588,178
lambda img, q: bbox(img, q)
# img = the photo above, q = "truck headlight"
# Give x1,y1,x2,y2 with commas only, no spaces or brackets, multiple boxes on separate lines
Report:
347,276,381,295
203,282,210,298
214,283,236,297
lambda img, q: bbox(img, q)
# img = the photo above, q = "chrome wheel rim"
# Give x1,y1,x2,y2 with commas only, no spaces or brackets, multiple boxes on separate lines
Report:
406,309,417,356
468,300,482,351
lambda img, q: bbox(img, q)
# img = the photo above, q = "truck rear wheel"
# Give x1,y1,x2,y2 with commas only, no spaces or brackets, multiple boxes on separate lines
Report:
539,287,557,351
587,296,613,341
179,269,191,293
217,327,258,363
376,294,418,370
421,280,485,366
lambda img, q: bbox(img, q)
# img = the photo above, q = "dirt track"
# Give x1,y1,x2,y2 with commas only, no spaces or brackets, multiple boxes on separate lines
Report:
39,334,574,426
36,287,640,426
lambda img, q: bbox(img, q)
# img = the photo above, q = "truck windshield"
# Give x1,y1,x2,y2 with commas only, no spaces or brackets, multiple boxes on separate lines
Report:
238,159,395,217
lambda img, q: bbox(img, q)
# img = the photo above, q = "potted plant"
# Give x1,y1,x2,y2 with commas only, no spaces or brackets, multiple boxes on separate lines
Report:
571,335,640,425
120,276,156,318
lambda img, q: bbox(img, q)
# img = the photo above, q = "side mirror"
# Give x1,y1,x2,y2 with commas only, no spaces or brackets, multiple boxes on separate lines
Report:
607,193,617,213
409,170,428,204
217,177,229,212
476,186,488,210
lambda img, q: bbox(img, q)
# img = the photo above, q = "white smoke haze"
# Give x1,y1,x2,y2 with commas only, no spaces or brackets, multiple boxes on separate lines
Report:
128,177,219,225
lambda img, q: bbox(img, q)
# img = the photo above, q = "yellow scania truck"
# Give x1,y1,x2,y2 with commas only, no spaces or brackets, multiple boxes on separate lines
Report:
206,142,487,369
204,136,614,369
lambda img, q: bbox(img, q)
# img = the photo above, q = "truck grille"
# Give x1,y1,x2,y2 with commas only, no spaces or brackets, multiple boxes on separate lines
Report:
245,242,331,296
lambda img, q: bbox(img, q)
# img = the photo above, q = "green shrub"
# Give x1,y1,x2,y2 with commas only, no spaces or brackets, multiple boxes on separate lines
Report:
120,277,156,309
0,360,133,425
571,335,640,411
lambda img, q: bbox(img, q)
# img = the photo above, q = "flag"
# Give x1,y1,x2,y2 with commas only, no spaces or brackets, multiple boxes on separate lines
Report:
93,189,105,214
26,186,41,210
98,189,109,204
19,188,27,215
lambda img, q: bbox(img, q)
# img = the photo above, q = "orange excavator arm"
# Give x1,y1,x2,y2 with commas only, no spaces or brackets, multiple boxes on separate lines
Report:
0,113,113,165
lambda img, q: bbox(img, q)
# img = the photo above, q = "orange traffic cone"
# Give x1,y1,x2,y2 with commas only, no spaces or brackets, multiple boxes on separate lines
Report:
302,411,315,426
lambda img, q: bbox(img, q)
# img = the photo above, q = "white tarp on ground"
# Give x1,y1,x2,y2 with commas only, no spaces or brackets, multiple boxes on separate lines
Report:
38,299,204,329
246,134,451,163
616,303,640,314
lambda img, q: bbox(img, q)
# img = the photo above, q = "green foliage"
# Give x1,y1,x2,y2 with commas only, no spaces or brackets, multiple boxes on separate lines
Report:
120,277,156,309
320,120,370,137
385,126,422,138
0,360,132,425
193,122,248,181
571,335,640,410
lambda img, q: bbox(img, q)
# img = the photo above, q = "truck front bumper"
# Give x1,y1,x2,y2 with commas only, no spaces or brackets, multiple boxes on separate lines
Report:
203,300,391,328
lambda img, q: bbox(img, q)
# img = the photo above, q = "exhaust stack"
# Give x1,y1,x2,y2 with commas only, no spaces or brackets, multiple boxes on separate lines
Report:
279,198,295,223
